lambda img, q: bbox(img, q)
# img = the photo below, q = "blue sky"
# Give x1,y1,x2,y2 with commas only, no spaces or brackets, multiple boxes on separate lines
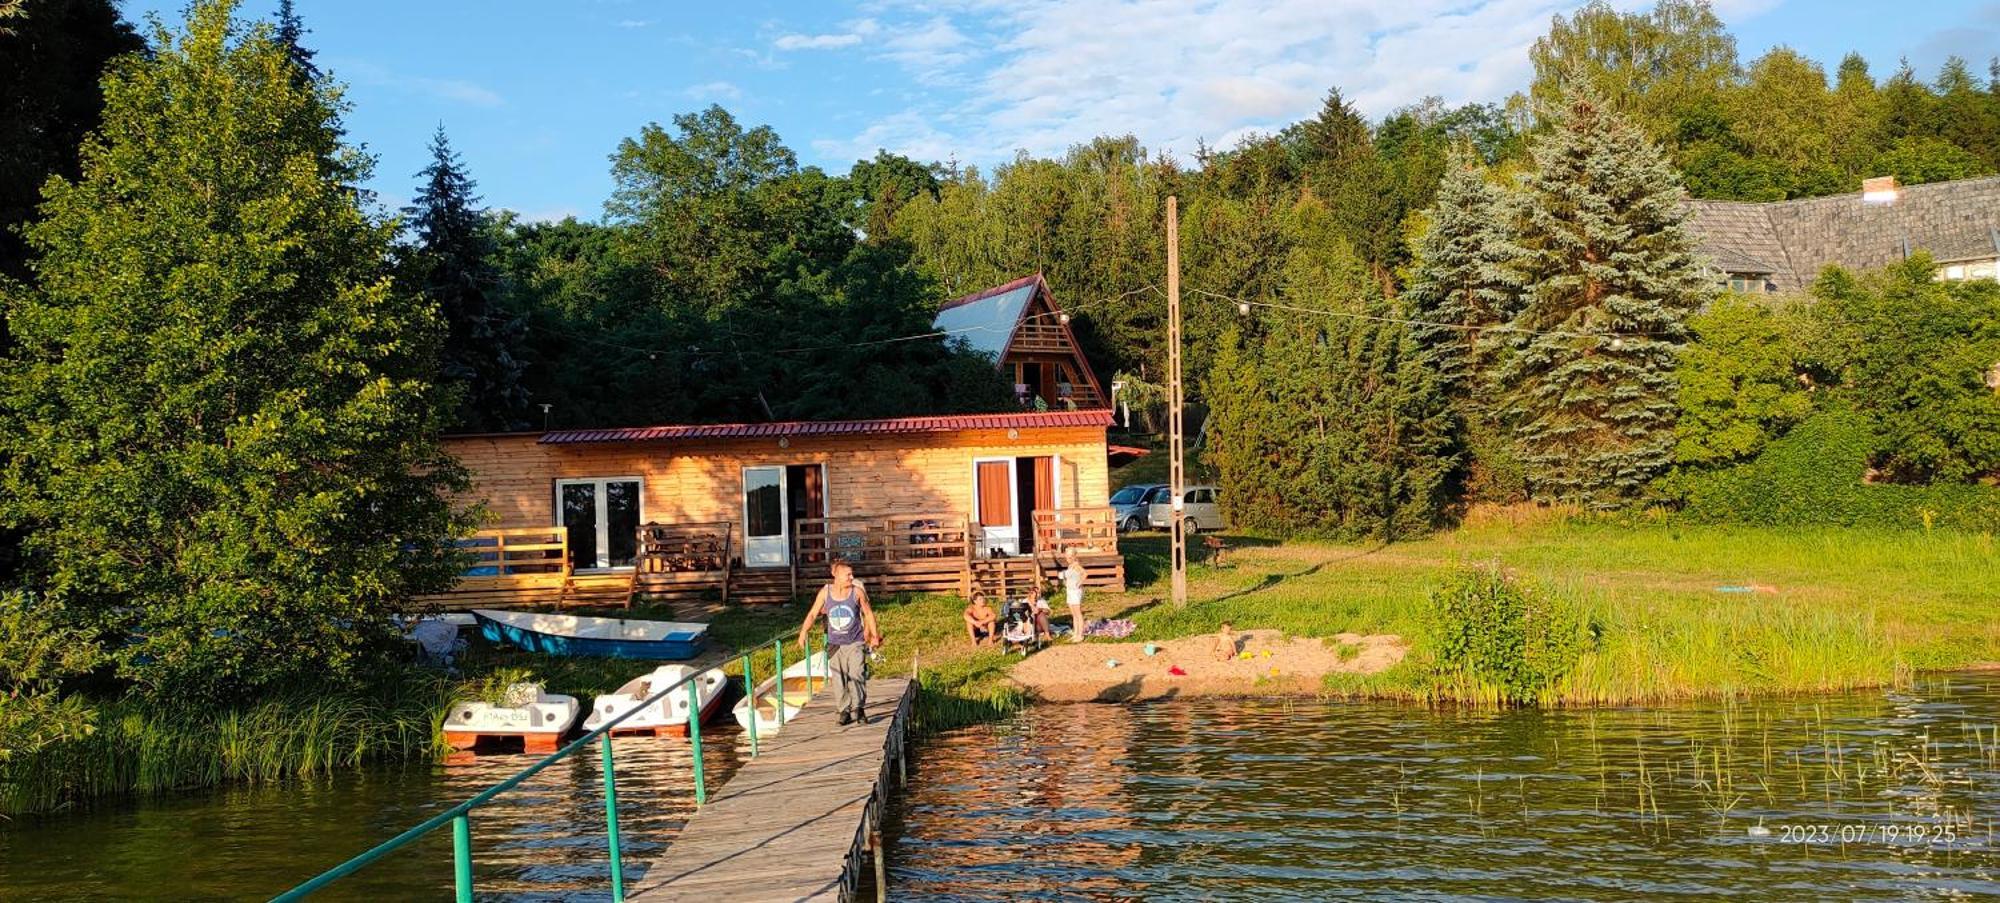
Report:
119,1,2000,222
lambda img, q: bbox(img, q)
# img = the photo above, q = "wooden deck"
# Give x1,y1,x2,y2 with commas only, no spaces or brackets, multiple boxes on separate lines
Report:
627,677,915,902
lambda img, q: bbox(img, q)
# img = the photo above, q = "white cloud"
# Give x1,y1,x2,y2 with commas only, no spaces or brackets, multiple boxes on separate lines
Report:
774,17,882,50
814,0,1652,166
617,19,655,29
777,32,864,49
684,80,744,101
333,59,504,108
511,205,587,224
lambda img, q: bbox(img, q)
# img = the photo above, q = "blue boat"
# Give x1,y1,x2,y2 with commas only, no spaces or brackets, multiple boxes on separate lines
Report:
473,609,708,660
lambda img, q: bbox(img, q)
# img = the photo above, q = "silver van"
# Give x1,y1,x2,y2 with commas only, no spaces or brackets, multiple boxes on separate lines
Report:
1146,485,1222,532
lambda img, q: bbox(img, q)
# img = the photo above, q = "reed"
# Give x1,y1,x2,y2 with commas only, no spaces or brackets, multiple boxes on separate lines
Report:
1,672,452,819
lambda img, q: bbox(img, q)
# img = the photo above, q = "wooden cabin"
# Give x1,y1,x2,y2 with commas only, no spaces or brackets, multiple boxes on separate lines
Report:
933,273,1107,411
426,410,1125,608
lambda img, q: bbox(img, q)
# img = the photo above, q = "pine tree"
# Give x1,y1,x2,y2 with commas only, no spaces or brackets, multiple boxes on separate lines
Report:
1495,88,1712,507
405,125,528,431
0,0,472,701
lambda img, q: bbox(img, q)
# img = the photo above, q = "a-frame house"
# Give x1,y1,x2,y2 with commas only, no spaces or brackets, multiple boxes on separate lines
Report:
932,273,1108,410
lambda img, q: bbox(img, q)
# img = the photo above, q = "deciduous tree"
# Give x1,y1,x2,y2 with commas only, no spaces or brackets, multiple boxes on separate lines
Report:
0,0,472,702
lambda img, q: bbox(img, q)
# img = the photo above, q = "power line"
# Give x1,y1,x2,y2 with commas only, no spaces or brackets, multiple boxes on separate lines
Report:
521,281,1163,360
1180,286,1680,342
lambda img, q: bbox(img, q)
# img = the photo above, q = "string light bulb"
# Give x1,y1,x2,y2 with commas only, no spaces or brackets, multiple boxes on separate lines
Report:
1059,313,1071,324
1237,301,1251,316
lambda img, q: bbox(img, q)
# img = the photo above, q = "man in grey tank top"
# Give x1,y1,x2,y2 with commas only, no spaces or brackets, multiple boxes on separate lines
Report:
797,560,882,725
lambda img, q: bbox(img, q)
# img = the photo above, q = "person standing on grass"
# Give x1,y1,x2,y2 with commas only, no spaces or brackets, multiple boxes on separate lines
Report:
798,560,881,725
1062,548,1088,643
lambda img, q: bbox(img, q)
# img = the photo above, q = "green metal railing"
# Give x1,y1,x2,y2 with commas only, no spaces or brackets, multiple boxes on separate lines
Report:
272,631,826,902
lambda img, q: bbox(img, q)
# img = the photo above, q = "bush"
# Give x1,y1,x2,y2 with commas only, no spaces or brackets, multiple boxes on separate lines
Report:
1424,565,1589,705
1676,408,2000,531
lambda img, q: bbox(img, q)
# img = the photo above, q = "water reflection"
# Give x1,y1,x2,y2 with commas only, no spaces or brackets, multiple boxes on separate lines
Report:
889,674,2000,901
0,732,742,902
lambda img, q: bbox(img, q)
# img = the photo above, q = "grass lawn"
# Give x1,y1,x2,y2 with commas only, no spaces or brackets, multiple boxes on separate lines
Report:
689,515,2000,724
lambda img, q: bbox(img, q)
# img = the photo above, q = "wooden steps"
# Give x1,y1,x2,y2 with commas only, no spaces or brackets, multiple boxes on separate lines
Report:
728,568,795,604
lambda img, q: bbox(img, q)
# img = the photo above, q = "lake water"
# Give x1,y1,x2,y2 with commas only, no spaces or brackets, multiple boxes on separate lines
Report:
888,673,2000,901
0,734,745,901
3,675,1995,901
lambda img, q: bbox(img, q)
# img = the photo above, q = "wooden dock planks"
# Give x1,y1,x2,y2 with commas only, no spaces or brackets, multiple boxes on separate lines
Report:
627,677,914,903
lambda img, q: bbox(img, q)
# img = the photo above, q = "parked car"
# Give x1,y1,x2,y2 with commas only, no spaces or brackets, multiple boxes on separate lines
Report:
1147,485,1222,532
1110,483,1164,532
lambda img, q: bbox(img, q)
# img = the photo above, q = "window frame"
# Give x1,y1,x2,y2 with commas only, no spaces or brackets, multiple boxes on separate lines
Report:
552,476,645,572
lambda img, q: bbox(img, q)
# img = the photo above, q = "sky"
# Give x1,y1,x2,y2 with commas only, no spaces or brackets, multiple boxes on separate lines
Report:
117,0,2000,222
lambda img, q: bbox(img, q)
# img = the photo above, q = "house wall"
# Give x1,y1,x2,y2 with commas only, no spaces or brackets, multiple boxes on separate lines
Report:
443,426,1111,533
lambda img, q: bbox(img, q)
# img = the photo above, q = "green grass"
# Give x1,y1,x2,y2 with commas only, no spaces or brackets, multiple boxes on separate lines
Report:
1102,516,2000,705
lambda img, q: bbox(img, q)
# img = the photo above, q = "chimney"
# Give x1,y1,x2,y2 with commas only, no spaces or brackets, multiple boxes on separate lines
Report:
1862,175,1900,205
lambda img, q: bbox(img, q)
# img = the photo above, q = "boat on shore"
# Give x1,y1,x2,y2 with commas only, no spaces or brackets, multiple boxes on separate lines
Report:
732,650,829,737
472,609,708,660
583,664,727,737
444,683,581,754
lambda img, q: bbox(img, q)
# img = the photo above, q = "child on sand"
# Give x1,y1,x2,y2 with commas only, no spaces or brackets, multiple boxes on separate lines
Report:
1062,548,1088,643
1212,622,1237,661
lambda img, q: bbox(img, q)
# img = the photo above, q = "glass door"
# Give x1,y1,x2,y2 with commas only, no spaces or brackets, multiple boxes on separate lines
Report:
554,477,642,571
742,466,789,567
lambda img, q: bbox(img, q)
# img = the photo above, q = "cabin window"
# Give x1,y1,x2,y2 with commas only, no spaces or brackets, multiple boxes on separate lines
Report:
1724,272,1772,293
554,477,642,571
1939,260,1998,283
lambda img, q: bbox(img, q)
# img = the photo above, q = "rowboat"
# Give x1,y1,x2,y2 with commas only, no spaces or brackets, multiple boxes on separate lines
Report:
732,650,829,737
444,683,581,754
472,609,707,660
583,664,728,737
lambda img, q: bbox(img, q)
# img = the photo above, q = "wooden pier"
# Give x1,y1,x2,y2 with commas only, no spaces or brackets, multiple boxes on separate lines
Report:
627,677,915,902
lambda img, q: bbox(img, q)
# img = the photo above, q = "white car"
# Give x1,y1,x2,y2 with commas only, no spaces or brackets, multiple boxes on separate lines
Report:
1146,485,1222,533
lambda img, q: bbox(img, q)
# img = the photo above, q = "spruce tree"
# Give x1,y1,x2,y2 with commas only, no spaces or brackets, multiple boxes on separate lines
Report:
1495,88,1712,507
405,126,528,431
0,0,472,701
273,0,318,84
1404,147,1518,399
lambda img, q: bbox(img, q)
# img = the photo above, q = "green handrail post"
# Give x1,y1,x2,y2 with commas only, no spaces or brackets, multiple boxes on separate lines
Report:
773,638,786,727
815,633,825,696
686,680,707,805
601,737,626,902
804,630,814,689
741,653,759,757
451,814,473,903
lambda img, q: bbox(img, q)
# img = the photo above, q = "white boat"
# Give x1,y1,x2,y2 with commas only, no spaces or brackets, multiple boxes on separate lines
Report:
583,664,728,737
443,682,581,754
731,650,829,737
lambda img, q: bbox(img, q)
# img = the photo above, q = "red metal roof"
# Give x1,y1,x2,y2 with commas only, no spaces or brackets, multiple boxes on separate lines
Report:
539,409,1114,445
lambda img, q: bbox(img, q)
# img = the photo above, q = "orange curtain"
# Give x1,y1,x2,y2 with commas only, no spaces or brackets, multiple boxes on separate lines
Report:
1032,457,1055,512
976,461,1012,525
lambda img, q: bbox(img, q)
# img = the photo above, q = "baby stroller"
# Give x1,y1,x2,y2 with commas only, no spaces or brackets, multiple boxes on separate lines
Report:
1000,597,1043,656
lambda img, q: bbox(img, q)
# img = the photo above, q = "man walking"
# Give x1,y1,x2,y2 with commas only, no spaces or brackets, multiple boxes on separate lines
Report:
797,560,881,725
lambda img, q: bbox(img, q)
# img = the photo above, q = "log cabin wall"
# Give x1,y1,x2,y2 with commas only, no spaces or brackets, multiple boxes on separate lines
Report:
442,426,1111,533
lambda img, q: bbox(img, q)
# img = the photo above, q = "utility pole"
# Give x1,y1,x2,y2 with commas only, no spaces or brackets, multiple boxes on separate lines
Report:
1166,195,1186,607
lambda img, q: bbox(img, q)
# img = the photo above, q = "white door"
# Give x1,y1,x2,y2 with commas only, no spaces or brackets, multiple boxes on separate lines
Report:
973,458,1019,557
743,466,790,567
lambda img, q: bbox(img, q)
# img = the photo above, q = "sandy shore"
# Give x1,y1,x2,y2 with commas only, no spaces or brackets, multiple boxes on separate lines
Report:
1009,629,1407,703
